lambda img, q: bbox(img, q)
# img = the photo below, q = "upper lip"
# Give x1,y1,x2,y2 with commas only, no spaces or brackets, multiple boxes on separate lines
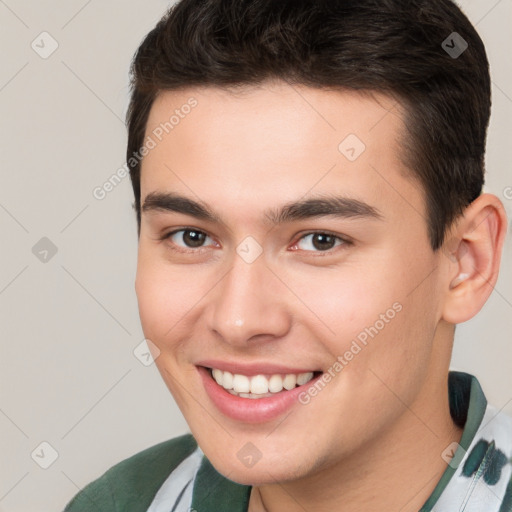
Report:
196,359,320,376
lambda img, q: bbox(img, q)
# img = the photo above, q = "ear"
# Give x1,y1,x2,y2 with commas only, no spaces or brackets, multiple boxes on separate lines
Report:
441,193,508,324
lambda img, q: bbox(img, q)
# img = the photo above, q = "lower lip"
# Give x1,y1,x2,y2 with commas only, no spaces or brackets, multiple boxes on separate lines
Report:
197,366,322,423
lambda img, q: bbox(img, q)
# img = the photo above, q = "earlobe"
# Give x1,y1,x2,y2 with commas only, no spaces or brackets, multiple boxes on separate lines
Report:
441,193,508,324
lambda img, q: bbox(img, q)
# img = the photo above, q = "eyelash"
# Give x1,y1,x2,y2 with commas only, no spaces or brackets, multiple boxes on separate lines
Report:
159,228,352,255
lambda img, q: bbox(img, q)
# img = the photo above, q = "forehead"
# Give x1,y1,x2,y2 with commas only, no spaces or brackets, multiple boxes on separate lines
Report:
140,82,425,232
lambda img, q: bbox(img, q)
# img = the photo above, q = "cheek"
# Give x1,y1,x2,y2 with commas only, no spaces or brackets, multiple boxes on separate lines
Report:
286,254,437,373
135,249,200,345
281,262,400,349
134,252,203,409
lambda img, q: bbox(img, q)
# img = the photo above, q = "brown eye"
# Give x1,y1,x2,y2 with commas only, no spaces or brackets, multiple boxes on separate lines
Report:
294,232,347,252
167,229,213,249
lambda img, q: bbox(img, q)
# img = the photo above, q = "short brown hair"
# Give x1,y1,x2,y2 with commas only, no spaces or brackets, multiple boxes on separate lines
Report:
126,0,491,250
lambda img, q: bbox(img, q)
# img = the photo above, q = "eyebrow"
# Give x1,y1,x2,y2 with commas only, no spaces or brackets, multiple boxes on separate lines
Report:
141,192,383,226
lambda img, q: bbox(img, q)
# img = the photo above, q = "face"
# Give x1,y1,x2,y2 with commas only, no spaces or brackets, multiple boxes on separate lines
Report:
135,82,450,485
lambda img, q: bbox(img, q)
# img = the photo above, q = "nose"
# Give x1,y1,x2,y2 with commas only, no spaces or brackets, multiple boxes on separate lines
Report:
205,251,291,347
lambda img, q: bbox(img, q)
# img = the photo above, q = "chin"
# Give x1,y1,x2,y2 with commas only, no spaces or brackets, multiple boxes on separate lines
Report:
201,445,317,487
218,463,301,486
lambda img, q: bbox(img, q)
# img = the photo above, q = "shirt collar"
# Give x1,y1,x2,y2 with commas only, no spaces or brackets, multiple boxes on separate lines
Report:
421,371,512,511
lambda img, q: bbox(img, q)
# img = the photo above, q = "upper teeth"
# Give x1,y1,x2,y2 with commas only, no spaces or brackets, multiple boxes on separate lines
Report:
211,368,315,394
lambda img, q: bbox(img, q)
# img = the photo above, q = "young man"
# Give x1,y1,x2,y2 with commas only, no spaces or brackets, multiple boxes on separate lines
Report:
64,0,511,510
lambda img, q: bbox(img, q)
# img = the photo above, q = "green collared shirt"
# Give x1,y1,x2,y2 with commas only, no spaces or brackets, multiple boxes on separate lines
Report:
63,371,512,511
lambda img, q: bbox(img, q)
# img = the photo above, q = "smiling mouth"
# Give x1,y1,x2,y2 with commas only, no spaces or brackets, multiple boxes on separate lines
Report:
206,367,322,399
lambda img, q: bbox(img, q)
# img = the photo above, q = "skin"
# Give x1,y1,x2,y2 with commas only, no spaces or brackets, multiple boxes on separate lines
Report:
135,81,507,511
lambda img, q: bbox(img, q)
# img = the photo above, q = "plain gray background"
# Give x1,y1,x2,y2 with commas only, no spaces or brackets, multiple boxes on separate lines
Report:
0,1,511,511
